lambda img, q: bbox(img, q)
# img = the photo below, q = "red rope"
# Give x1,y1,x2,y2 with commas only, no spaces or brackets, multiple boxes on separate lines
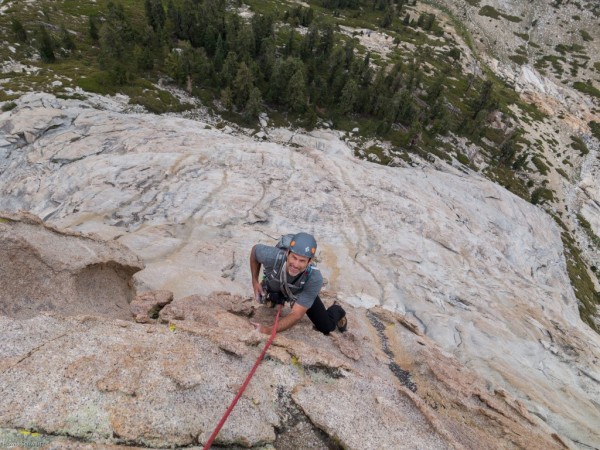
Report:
202,304,283,449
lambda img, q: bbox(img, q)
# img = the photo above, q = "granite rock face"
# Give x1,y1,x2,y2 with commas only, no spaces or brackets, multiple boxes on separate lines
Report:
1,93,600,448
0,291,571,449
0,211,143,320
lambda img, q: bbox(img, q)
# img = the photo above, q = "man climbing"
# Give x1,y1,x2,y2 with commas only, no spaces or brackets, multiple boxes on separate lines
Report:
249,232,347,335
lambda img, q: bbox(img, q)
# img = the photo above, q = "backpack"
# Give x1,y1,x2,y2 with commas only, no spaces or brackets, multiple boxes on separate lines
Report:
275,234,295,251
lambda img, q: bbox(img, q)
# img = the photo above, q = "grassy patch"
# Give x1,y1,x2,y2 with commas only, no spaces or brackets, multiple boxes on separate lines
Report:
358,145,392,165
483,166,530,200
125,86,185,114
76,72,116,95
561,231,599,332
573,81,600,99
578,213,600,248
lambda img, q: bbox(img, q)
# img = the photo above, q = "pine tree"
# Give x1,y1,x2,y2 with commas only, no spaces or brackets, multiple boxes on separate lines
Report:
213,34,226,72
136,45,154,71
11,18,27,43
381,6,394,28
235,24,255,61
284,29,295,56
258,36,276,79
251,13,274,55
167,0,183,39
88,15,99,43
60,25,76,51
340,78,359,114
98,3,137,83
318,23,334,57
424,13,435,30
221,86,233,109
37,26,55,63
344,39,354,67
244,87,263,121
286,68,308,112
233,62,254,108
470,80,495,119
145,0,166,31
221,51,239,88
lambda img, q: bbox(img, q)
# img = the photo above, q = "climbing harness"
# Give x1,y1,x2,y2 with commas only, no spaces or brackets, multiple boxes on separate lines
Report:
202,304,283,450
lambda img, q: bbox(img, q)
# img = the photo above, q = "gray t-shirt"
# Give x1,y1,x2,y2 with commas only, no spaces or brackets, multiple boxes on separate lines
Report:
254,244,323,309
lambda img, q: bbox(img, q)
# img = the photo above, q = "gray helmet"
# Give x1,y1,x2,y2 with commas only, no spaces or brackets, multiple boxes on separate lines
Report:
289,232,317,258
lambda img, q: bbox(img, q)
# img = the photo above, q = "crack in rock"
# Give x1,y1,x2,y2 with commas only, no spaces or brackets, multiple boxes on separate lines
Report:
272,385,342,450
367,310,417,392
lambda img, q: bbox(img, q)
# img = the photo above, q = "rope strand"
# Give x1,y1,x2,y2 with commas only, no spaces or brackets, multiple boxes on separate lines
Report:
202,304,283,449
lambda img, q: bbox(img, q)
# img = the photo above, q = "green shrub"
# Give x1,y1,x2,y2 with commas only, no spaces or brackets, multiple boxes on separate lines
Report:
531,155,550,175
577,213,592,230
502,13,522,23
479,5,501,19
590,121,600,140
1,102,17,112
11,18,28,42
530,187,554,205
580,30,593,41
556,43,586,54
570,135,589,155
478,6,521,22
456,152,470,165
509,55,527,65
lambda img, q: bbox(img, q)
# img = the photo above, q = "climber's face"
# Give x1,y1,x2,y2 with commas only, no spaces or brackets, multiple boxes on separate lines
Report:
287,251,310,277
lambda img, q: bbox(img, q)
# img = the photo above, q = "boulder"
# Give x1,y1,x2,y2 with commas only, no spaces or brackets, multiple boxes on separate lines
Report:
129,290,173,323
0,211,144,320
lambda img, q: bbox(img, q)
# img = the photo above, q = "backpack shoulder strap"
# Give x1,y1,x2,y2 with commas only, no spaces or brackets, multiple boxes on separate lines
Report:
270,249,287,279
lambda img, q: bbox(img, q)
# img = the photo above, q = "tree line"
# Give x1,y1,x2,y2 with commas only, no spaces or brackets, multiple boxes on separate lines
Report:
10,0,501,157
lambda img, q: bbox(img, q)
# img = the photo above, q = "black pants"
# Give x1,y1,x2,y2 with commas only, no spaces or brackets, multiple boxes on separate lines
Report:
307,295,345,335
265,290,345,335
